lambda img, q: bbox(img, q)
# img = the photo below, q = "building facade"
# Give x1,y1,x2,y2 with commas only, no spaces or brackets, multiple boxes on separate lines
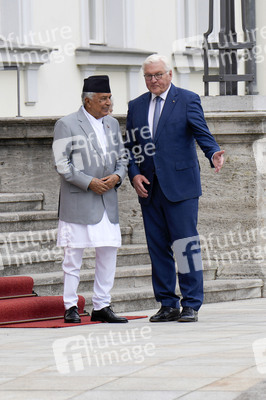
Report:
0,0,265,117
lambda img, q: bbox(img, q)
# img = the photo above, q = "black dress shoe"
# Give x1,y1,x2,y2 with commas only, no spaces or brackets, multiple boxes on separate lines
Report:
149,306,181,322
64,306,81,323
91,306,128,323
178,306,198,322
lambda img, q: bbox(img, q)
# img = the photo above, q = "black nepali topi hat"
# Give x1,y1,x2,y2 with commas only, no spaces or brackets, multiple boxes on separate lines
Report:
83,75,111,93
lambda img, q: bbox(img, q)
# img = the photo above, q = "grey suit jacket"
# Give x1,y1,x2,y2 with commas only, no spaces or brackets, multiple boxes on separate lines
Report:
52,107,127,225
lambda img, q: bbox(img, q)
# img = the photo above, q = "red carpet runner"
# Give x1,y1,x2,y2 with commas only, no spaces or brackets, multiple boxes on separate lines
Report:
0,276,35,299
0,276,147,328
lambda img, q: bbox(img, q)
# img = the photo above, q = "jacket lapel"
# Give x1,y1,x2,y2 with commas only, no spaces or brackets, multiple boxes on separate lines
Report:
142,92,151,127
77,107,105,161
102,117,113,149
154,85,179,143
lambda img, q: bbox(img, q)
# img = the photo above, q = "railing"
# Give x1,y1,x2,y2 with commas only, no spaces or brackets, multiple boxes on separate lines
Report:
203,0,255,95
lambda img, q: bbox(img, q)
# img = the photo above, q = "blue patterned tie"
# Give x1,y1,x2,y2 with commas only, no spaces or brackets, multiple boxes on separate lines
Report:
152,96,162,137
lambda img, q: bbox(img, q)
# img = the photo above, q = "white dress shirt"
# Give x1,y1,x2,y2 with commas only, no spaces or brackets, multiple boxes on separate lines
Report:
148,84,171,137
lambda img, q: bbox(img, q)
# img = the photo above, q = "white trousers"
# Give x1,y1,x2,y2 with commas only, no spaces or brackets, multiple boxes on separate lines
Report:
62,246,118,311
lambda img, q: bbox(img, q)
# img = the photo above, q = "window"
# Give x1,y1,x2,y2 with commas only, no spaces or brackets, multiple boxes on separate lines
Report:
88,0,105,44
0,0,32,44
175,0,220,50
0,0,51,108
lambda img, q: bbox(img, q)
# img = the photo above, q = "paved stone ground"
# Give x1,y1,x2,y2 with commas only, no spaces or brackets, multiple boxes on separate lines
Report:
1,298,266,399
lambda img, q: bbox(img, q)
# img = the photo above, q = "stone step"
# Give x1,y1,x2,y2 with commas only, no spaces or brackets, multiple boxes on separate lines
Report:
0,210,58,232
29,265,154,296
79,278,263,313
198,211,257,227
0,239,217,278
214,264,265,281
0,192,44,212
204,278,263,304
28,264,217,298
0,243,150,275
0,226,133,254
0,228,59,253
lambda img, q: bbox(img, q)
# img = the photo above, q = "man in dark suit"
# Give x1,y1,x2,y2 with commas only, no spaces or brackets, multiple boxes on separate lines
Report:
126,54,224,322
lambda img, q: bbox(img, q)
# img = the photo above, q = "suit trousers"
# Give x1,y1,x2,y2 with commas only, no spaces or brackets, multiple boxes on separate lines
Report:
62,246,117,310
141,176,204,311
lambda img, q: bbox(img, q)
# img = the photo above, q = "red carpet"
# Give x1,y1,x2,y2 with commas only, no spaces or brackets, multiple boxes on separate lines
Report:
0,276,35,299
0,276,147,328
0,295,85,324
0,315,147,328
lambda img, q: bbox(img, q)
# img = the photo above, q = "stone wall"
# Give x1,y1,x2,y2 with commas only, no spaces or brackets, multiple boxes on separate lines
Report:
0,99,266,291
200,97,266,294
0,117,59,212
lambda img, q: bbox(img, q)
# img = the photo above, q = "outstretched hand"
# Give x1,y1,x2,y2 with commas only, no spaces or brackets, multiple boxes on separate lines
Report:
212,150,225,173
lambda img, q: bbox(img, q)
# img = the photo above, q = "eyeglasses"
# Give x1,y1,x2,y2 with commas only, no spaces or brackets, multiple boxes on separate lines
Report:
144,72,169,81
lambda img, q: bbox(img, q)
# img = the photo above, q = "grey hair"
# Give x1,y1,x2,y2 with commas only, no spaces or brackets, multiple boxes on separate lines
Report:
142,54,171,72
81,92,95,106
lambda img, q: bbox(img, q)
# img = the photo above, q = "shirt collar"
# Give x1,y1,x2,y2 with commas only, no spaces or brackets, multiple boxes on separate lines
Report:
151,83,171,102
82,105,104,124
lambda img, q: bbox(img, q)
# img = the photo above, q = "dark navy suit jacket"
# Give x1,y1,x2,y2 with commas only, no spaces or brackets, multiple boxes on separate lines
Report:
125,83,220,205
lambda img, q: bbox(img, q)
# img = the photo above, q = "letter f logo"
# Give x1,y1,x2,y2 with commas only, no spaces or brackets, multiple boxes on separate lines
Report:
173,236,203,274
182,241,201,272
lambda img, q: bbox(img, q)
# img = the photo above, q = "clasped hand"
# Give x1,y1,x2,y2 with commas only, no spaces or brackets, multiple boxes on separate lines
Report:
89,175,120,195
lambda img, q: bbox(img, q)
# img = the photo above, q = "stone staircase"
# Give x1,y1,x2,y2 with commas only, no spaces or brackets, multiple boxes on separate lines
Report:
0,192,263,312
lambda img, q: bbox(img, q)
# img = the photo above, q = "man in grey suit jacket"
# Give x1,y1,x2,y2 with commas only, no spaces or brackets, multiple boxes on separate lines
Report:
53,75,128,323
